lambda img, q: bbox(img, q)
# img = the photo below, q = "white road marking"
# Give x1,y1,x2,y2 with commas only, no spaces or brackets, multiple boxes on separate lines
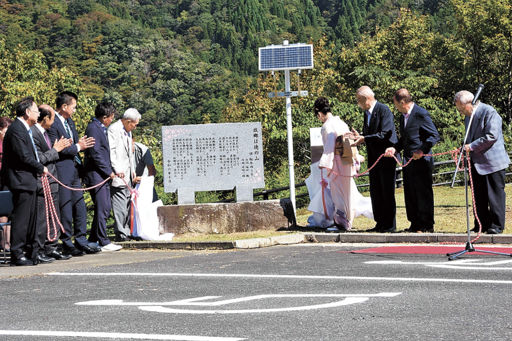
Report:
366,259,512,270
0,330,244,340
48,272,512,285
77,293,400,306
76,293,401,314
139,297,367,314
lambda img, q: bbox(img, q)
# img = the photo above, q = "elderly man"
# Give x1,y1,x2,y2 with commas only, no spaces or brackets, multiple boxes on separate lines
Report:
385,89,440,233
109,108,140,242
1,97,47,265
454,90,510,234
32,105,72,261
351,86,398,233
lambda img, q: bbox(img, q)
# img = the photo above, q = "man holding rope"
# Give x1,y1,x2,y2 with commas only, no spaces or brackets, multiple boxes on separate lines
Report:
32,105,72,261
454,91,510,234
1,97,48,265
385,89,439,233
350,86,398,233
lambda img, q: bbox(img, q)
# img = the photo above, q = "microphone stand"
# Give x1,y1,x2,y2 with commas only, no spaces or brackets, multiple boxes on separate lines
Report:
447,85,511,260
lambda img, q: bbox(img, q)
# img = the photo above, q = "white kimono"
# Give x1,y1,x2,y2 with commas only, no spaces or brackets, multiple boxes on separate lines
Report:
317,116,372,229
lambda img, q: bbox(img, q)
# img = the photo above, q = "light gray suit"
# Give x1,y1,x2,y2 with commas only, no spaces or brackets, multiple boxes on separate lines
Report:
108,120,135,240
465,102,510,233
466,102,510,175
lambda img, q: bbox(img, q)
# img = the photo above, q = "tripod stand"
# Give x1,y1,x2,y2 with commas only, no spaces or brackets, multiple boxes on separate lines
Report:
447,85,512,260
446,151,511,260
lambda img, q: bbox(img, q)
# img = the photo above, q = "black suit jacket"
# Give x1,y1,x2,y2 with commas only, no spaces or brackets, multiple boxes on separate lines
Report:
83,118,113,186
396,104,440,161
47,115,81,183
1,118,44,191
362,101,398,164
31,125,59,190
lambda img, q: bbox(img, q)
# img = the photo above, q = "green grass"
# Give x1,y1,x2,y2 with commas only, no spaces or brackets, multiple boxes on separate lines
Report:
296,184,512,233
143,184,511,242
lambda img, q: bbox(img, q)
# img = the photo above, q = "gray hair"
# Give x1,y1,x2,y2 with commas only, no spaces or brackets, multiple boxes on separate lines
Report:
454,90,474,105
356,86,375,99
123,108,141,121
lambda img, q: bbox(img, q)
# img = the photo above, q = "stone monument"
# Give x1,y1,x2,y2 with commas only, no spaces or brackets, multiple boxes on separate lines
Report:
158,122,291,234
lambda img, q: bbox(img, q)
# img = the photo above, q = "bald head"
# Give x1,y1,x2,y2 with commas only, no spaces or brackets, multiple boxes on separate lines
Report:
393,88,412,104
356,86,375,99
356,86,376,111
393,88,414,114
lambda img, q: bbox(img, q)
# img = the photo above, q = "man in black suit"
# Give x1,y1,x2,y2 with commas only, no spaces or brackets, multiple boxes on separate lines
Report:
385,89,440,232
83,102,121,252
32,105,72,261
350,86,399,232
47,91,99,256
1,97,47,266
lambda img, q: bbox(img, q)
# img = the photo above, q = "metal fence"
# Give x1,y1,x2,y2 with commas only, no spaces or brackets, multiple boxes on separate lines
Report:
253,152,512,201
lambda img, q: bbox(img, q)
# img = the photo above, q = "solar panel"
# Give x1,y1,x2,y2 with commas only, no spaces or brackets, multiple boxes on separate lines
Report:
259,44,314,71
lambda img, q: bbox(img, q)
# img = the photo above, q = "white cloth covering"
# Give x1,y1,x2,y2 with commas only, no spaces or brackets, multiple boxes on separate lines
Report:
133,176,174,241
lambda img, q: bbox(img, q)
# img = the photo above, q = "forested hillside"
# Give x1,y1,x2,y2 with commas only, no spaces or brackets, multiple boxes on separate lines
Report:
1,0,510,203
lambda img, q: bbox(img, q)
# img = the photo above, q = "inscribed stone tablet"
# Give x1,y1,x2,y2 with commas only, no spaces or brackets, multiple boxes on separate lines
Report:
162,123,265,197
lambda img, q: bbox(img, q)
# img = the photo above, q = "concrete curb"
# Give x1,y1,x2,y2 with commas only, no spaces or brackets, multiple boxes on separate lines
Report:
234,233,305,249
304,232,512,244
117,232,512,250
118,240,236,250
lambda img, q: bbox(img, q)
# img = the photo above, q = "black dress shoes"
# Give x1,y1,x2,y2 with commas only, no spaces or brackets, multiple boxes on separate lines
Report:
33,254,55,265
76,244,101,254
63,246,85,257
10,256,35,266
46,250,72,260
486,228,502,234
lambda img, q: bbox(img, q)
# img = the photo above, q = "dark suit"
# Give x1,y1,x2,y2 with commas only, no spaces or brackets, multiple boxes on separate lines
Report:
466,102,510,232
363,101,398,231
84,118,113,246
31,125,61,253
47,114,89,250
1,118,44,260
395,104,440,231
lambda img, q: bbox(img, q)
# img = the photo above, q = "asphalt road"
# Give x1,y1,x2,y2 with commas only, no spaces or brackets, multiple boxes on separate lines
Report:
1,244,512,340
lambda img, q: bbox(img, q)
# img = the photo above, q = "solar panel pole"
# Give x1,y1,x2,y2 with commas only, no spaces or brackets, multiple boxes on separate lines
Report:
284,67,296,216
258,40,313,221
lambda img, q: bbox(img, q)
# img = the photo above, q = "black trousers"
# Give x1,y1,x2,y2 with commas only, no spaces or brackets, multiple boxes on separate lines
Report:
10,189,38,260
403,157,434,230
369,157,396,231
470,166,506,232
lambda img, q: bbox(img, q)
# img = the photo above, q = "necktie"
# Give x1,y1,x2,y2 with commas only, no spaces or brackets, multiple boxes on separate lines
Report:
64,119,73,141
365,110,371,126
403,113,410,127
43,131,51,149
28,129,40,162
64,119,82,165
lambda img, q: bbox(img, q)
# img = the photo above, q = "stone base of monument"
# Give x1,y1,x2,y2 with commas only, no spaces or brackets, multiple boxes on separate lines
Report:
158,199,294,235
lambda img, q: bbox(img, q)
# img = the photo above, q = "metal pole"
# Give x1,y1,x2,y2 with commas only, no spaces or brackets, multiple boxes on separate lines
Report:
284,68,296,216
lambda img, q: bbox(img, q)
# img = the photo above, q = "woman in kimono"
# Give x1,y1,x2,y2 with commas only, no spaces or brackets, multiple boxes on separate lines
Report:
314,97,368,230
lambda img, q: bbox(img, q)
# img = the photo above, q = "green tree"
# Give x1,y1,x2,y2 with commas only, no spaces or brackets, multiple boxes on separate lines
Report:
451,0,512,123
